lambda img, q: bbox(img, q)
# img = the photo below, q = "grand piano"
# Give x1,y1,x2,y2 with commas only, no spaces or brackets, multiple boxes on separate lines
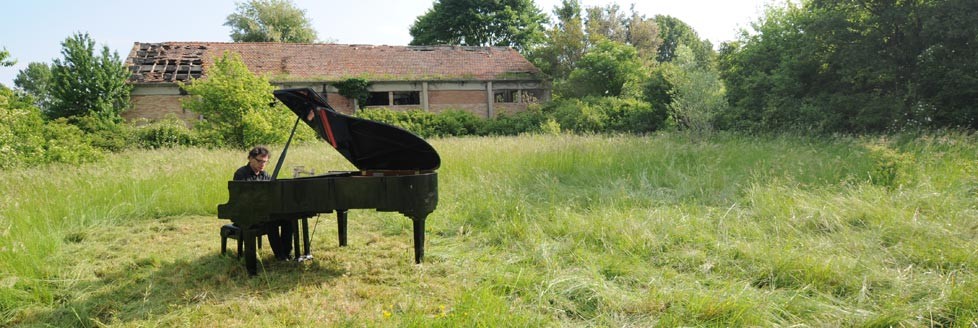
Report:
217,88,440,275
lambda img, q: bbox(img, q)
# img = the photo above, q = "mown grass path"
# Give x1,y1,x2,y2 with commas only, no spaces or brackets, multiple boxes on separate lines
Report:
2,133,977,326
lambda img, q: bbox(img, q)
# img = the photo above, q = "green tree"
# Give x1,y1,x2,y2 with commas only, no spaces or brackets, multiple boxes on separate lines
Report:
48,33,131,122
666,45,727,133
225,0,318,43
717,0,978,132
0,47,15,67
626,10,662,60
409,0,548,53
530,0,587,80
584,4,660,60
562,39,643,98
14,62,53,112
181,51,303,147
655,15,713,65
584,4,627,43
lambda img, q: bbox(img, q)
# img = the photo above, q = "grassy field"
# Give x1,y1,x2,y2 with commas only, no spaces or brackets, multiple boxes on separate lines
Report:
1,133,977,326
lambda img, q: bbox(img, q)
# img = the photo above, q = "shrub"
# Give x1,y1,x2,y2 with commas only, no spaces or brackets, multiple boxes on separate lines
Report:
134,115,198,148
480,106,549,135
1,86,106,168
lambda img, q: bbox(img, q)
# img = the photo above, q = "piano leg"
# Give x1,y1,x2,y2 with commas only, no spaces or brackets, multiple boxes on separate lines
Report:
337,210,348,247
412,216,426,264
301,217,311,257
244,228,258,275
291,219,301,260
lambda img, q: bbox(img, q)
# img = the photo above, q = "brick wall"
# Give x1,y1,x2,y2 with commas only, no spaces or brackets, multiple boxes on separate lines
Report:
325,93,355,114
124,95,198,122
126,86,537,123
428,90,486,104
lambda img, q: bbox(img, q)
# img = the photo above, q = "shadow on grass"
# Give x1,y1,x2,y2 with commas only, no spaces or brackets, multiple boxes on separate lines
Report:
24,247,347,326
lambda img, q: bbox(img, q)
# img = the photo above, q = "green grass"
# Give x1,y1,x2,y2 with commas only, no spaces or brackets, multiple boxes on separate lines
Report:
2,132,978,326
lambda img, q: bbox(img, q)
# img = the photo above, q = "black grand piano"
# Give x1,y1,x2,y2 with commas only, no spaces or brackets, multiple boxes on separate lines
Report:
217,88,439,275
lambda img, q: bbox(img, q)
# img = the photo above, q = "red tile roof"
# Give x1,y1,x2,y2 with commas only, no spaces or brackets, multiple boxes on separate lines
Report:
126,42,546,84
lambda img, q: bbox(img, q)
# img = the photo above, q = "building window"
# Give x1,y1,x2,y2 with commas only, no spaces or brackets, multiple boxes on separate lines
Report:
366,92,389,106
494,89,543,103
392,91,420,105
494,90,516,103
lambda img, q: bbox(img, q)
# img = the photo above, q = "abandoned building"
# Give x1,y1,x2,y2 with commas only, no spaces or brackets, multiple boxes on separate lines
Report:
123,42,551,122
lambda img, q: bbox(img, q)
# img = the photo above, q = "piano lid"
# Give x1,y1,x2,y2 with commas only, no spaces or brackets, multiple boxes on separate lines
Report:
273,88,440,171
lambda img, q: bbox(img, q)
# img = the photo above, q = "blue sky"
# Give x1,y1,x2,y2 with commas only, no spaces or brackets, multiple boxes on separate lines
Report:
0,0,771,87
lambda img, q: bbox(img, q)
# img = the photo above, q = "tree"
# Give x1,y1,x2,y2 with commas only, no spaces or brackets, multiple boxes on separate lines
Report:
655,15,713,65
584,4,628,43
665,45,727,133
225,0,318,43
717,0,978,132
409,0,548,53
182,52,308,147
0,47,15,67
561,39,643,98
530,0,587,80
48,33,131,122
14,62,53,112
626,9,662,60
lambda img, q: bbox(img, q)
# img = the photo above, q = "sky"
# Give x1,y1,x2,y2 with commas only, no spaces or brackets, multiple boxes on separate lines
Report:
0,0,774,87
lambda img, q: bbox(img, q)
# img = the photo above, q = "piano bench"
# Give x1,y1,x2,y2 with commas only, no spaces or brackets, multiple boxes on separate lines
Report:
220,224,267,258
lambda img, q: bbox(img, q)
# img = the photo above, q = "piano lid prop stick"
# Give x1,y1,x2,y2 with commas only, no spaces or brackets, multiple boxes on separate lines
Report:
271,115,302,181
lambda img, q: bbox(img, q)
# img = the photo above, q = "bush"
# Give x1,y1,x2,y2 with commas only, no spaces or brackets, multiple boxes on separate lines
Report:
480,106,549,135
544,97,666,134
68,115,135,152
1,86,103,168
134,115,198,148
358,108,487,138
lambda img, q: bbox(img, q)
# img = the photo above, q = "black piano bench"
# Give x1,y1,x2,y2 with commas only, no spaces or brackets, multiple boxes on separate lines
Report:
220,224,266,258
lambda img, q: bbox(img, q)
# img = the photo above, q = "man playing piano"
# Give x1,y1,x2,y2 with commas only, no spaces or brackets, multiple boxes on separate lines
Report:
233,146,294,261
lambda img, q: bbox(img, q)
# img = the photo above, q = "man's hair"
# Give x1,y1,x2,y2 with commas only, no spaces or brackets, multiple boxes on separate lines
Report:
248,146,270,159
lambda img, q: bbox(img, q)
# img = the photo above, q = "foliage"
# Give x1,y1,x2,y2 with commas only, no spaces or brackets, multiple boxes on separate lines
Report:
529,0,586,80
584,4,662,61
0,85,102,169
181,51,298,148
225,0,318,43
75,117,133,151
584,4,628,43
654,15,713,65
48,33,131,122
665,45,727,133
0,47,14,67
547,96,665,133
408,0,548,53
13,62,52,112
718,0,978,132
626,10,662,60
332,78,371,109
357,108,451,138
134,115,198,148
561,40,644,98
480,106,550,135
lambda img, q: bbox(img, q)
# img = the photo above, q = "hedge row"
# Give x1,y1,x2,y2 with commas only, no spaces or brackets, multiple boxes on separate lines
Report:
357,96,667,138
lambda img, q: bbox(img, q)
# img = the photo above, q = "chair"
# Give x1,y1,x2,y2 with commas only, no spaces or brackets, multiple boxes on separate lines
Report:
220,224,267,258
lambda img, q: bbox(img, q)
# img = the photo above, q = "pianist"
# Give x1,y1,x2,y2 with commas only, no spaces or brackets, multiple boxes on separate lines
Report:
232,146,294,261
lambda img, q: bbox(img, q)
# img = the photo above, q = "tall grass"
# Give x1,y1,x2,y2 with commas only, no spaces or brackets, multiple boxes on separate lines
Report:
2,132,977,326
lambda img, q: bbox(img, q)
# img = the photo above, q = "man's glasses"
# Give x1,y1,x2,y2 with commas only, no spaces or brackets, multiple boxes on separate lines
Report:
252,158,270,164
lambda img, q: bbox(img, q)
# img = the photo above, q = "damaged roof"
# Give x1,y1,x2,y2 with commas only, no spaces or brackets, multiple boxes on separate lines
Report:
126,42,546,84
